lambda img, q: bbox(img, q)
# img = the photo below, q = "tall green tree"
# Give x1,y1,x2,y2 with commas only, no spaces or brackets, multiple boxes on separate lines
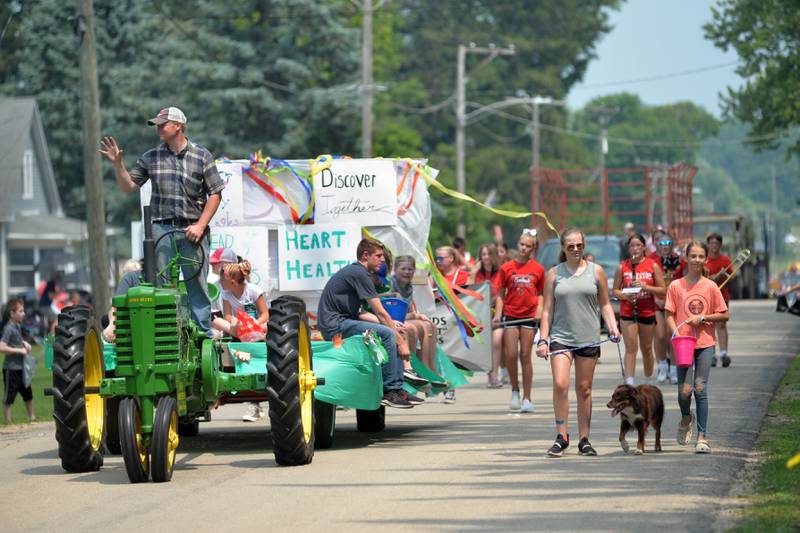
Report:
704,0,800,157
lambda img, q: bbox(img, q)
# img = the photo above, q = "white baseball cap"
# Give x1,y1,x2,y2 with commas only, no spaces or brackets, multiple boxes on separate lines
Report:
147,107,187,126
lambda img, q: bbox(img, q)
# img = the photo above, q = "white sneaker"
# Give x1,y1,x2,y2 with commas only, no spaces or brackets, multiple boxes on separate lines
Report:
624,376,635,386
242,403,261,422
669,367,678,385
520,399,534,413
443,390,456,404
509,390,521,411
645,376,655,386
657,362,668,383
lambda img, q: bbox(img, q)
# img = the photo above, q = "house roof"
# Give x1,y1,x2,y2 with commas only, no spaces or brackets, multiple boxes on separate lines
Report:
7,213,88,245
0,97,62,222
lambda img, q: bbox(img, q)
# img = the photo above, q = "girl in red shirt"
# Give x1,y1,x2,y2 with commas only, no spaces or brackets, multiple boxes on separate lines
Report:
705,233,733,368
613,233,666,386
653,233,685,384
469,244,503,387
492,230,545,413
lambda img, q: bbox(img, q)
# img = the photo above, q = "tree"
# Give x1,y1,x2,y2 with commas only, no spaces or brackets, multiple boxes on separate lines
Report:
704,0,800,157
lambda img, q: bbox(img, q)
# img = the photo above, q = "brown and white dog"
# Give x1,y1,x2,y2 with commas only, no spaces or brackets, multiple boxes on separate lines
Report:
607,384,664,454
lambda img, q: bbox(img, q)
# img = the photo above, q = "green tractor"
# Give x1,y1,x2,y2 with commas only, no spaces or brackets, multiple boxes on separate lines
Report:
48,208,322,482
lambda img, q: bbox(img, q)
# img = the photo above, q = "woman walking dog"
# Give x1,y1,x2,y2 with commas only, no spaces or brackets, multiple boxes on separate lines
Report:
536,228,620,456
665,241,729,454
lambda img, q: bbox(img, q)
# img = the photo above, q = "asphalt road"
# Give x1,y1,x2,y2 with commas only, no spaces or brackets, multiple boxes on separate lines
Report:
1,300,797,532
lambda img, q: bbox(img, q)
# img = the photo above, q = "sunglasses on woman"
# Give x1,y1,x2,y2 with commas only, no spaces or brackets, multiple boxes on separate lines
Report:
566,243,584,251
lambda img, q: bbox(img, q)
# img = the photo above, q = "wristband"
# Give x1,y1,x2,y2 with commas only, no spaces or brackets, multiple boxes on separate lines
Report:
537,339,549,347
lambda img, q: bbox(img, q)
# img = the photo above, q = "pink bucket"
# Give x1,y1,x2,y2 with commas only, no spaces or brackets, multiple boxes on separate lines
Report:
671,335,697,368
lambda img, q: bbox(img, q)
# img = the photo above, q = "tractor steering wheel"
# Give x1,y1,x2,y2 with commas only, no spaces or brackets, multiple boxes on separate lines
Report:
153,229,206,284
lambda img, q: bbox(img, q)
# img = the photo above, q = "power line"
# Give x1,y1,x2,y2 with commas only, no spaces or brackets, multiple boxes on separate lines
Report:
571,61,739,90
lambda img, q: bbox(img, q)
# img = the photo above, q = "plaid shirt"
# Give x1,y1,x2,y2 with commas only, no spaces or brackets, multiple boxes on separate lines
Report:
130,140,224,222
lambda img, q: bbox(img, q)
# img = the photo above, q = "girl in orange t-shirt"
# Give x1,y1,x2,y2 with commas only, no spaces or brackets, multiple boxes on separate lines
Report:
492,230,545,413
612,233,666,386
665,241,729,454
469,244,504,387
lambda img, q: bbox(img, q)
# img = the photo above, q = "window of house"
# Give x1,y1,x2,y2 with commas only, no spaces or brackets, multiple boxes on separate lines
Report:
9,247,35,294
22,149,34,199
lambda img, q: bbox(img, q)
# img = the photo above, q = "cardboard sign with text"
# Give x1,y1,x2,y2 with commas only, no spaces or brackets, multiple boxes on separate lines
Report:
313,159,397,227
210,162,244,227
277,224,361,291
429,282,492,372
209,226,270,291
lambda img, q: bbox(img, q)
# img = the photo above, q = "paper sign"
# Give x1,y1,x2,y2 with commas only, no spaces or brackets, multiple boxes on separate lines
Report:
277,223,361,291
210,226,270,292
622,287,642,294
210,163,244,227
313,159,397,226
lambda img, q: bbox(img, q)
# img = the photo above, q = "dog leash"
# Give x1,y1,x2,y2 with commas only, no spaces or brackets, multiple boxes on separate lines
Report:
547,336,622,360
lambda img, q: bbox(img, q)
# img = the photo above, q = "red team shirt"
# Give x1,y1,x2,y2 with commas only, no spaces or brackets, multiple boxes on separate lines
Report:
474,269,500,299
705,254,733,302
619,257,658,318
496,259,545,318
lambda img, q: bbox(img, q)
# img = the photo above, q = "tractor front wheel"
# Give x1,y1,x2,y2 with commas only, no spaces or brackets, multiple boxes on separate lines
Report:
119,397,149,483
51,305,105,472
151,396,179,483
266,296,315,466
104,395,122,455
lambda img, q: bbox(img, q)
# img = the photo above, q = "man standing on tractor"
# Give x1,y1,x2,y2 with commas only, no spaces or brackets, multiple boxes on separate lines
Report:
100,107,224,337
317,238,420,409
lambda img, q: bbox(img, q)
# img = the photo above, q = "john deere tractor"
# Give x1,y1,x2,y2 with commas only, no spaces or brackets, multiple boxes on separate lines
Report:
48,208,322,482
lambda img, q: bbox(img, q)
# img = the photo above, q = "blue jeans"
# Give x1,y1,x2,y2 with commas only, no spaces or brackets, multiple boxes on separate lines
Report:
677,345,713,436
152,223,212,337
323,319,404,392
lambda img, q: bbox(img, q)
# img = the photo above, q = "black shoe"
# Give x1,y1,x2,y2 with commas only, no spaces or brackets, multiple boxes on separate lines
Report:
381,390,413,409
399,390,424,405
721,353,731,367
403,369,429,387
429,378,448,388
578,437,597,456
711,355,718,367
547,434,570,457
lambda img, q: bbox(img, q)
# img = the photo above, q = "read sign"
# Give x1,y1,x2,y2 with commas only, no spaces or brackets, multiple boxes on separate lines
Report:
277,224,361,291
313,159,397,226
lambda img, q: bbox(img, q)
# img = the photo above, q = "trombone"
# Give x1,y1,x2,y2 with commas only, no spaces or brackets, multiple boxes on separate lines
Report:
713,249,751,290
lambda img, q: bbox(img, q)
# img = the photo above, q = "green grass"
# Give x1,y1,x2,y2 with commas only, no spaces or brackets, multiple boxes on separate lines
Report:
734,354,800,532
1,345,53,426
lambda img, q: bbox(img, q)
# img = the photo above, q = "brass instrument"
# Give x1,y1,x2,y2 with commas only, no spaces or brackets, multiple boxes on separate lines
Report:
716,249,751,290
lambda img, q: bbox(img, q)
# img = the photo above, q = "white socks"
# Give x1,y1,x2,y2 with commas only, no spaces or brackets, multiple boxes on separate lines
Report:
625,376,635,386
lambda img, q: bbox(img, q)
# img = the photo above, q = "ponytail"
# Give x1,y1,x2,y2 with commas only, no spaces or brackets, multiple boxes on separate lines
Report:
224,260,252,285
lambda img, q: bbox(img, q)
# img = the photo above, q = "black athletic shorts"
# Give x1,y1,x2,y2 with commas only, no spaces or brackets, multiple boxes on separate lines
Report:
549,341,600,358
620,315,656,325
3,369,33,405
501,315,538,329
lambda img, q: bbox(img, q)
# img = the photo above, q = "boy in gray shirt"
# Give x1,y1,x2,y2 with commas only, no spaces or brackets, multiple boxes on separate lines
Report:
1,299,35,423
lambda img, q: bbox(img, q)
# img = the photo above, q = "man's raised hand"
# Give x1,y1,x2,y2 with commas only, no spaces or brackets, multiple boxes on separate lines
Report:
99,136,124,164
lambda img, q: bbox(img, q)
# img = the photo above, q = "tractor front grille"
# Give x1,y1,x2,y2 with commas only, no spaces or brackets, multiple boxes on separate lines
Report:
114,302,181,369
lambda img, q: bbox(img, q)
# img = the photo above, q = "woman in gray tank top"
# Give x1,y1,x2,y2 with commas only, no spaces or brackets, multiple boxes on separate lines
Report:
536,228,620,457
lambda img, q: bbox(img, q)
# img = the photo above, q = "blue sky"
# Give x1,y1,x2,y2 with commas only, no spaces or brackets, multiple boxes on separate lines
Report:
567,0,742,116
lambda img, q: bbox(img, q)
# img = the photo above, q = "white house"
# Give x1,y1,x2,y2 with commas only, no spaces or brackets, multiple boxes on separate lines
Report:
0,97,92,304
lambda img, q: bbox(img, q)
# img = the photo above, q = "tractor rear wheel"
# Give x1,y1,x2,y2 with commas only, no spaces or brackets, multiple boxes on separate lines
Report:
51,305,105,472
314,401,336,449
266,296,315,466
119,397,149,483
356,406,386,432
151,396,179,483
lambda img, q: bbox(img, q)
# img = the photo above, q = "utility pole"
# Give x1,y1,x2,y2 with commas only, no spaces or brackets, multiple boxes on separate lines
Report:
354,0,390,158
455,43,515,238
361,0,373,157
531,100,540,212
598,117,608,234
78,0,110,314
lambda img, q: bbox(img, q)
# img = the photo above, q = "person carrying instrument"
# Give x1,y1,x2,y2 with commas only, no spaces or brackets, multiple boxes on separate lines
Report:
704,233,733,368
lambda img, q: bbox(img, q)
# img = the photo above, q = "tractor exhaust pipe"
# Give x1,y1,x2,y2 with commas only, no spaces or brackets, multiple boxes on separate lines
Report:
142,206,157,285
